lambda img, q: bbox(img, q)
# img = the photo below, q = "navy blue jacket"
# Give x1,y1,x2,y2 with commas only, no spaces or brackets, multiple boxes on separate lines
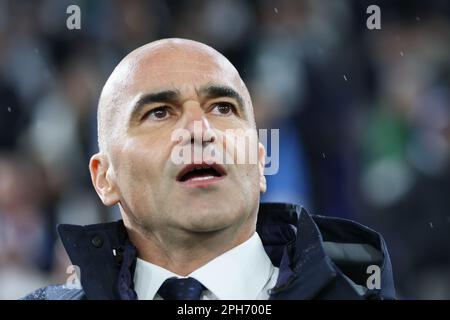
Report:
23,203,396,300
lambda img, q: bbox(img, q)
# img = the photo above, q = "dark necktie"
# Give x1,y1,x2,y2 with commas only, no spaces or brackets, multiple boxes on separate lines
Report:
157,277,205,300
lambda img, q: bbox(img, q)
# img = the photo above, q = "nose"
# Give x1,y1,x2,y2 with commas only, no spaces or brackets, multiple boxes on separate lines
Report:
183,102,215,145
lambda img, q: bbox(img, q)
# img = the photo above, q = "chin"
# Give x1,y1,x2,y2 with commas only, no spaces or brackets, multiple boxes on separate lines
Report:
180,205,241,232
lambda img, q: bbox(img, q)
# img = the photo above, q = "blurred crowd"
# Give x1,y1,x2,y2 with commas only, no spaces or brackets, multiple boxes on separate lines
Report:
0,0,449,299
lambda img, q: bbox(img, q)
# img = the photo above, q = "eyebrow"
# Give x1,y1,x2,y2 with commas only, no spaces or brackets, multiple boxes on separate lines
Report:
129,85,245,123
130,89,180,122
198,85,245,111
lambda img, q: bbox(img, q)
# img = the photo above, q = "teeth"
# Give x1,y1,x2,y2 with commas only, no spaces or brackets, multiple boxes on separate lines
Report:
193,166,209,171
189,175,216,181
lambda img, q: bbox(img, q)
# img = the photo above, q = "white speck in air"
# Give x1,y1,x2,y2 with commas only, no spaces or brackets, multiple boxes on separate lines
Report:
429,222,434,228
7,107,11,112
274,8,278,14
400,51,404,57
416,16,421,22
322,152,326,159
343,75,348,81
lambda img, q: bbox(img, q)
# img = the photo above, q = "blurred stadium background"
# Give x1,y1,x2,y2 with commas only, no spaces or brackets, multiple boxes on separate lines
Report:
0,0,449,299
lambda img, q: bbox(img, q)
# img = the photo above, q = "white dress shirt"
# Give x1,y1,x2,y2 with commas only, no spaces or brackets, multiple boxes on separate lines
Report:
133,232,279,300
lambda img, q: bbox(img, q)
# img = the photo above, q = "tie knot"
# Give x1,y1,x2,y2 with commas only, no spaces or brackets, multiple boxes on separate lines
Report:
157,277,205,300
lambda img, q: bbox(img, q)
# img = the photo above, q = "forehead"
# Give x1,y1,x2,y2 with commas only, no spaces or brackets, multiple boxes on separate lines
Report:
118,44,244,97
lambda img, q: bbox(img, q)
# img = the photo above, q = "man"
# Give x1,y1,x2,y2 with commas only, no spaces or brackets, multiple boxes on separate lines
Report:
24,38,395,300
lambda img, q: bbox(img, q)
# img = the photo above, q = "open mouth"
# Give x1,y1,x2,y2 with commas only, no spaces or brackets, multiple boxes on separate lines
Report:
176,163,226,184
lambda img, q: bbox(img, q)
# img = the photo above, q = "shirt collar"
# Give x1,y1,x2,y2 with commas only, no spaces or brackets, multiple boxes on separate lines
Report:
133,232,274,300
133,256,179,300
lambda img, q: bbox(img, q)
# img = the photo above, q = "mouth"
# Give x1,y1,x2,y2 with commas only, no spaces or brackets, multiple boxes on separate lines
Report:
176,162,227,187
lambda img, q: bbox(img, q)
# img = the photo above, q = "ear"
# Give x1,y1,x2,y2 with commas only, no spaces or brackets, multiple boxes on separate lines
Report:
258,142,267,194
89,153,120,206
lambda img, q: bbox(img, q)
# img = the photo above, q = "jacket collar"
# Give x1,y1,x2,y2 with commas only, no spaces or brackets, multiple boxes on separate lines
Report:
256,203,339,299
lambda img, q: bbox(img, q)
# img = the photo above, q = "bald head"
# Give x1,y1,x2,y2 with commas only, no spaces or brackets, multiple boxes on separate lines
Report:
97,38,254,153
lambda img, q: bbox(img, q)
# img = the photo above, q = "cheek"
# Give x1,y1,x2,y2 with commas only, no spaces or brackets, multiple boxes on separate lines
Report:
113,139,169,194
233,163,261,194
215,130,259,166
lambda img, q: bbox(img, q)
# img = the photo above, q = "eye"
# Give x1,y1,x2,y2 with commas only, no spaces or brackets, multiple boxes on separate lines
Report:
210,102,237,116
144,106,171,121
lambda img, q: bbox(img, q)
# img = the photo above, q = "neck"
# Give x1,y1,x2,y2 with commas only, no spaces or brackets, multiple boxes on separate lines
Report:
124,217,256,276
